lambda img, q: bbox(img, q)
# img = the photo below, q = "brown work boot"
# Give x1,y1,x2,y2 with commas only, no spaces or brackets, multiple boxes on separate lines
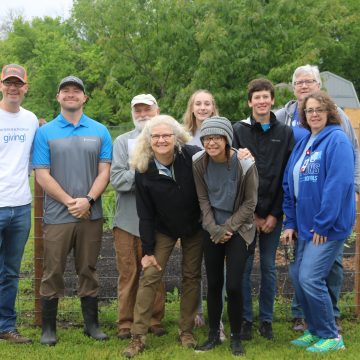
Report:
117,328,131,340
0,330,32,344
122,334,146,358
179,331,196,348
148,324,166,337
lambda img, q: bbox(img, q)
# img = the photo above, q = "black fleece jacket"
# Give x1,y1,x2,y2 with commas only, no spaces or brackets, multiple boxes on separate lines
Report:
135,145,202,255
232,112,294,219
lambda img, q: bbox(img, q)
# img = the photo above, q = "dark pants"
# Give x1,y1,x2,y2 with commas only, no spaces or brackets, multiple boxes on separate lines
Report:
242,220,282,322
40,220,103,298
203,231,249,334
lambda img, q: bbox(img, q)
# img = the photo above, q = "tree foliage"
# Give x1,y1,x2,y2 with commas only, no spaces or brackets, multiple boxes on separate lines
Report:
0,0,359,125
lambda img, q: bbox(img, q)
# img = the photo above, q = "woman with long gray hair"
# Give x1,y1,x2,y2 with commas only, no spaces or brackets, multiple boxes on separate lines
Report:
122,115,203,358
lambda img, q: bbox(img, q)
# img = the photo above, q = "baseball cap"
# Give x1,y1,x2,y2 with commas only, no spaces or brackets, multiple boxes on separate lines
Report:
58,75,85,93
131,94,158,107
1,64,27,83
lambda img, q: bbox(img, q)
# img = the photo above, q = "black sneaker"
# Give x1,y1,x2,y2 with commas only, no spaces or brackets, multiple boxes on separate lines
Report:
230,334,245,356
240,320,253,340
259,321,273,340
195,330,221,352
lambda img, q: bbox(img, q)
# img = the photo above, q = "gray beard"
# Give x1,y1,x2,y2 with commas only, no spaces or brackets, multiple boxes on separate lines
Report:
133,116,151,131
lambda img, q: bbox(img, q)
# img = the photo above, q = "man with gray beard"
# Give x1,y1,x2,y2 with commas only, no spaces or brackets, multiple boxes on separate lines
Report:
110,94,166,340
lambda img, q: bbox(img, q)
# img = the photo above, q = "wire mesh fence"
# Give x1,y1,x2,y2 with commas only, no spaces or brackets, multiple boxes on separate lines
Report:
14,123,360,327
16,193,359,327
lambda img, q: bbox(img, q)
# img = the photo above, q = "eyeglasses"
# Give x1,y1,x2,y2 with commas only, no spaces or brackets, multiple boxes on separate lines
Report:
304,108,327,115
150,133,174,141
203,135,224,144
1,80,26,88
294,79,317,87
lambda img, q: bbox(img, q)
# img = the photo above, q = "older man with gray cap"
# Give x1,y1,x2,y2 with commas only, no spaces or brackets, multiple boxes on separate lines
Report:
110,94,166,340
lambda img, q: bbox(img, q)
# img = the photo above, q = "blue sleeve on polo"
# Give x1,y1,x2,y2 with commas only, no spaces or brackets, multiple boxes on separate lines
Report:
99,125,112,161
33,125,51,167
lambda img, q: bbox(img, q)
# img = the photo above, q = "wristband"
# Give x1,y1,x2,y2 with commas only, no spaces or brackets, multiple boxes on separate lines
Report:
86,195,95,207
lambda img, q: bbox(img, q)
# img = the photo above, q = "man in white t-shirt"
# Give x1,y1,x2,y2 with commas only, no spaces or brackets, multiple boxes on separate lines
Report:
0,64,38,344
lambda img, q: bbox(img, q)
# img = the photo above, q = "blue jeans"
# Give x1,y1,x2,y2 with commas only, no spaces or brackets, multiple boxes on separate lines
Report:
0,204,31,332
242,219,282,322
289,239,344,339
291,244,343,319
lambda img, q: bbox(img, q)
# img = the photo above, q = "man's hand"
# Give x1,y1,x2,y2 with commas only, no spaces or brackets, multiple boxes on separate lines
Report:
141,255,162,271
255,214,265,232
281,229,296,246
237,148,254,161
67,198,91,219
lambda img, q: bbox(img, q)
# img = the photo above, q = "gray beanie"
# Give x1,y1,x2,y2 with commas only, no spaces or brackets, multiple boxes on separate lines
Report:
200,116,233,146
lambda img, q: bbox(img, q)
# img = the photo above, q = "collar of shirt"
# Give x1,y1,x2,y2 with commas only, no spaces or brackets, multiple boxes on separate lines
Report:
57,113,89,128
154,158,173,178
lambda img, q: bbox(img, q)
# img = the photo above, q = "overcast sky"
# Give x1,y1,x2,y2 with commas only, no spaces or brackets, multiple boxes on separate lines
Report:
1,0,74,20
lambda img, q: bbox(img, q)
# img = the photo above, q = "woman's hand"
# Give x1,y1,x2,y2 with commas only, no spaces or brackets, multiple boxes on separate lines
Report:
141,255,162,271
311,231,327,245
219,231,233,244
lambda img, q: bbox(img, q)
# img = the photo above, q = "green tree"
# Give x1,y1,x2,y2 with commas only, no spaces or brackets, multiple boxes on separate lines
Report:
1,0,359,124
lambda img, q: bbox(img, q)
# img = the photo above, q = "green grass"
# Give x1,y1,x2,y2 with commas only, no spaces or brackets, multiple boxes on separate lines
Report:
1,299,360,359
10,172,358,358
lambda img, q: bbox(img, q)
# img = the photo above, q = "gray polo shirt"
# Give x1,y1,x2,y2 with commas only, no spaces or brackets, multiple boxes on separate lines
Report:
33,114,112,224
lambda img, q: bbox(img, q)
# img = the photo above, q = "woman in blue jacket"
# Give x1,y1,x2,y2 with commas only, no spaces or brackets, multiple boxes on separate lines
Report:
282,91,355,353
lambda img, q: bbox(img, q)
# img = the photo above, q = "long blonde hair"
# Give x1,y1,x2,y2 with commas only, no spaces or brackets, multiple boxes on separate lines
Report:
182,89,219,135
130,115,191,173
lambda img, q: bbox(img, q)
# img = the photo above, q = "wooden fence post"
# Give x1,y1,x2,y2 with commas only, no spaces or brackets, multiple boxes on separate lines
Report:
34,177,44,326
355,204,360,317
345,108,360,317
